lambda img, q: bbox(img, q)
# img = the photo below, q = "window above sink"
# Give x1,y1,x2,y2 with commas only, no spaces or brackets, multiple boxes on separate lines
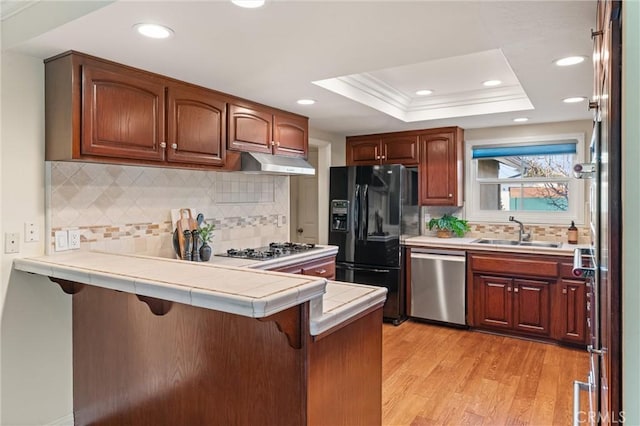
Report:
465,132,586,225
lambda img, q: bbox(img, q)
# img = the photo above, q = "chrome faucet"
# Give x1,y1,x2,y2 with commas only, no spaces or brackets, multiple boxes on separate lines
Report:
509,216,531,242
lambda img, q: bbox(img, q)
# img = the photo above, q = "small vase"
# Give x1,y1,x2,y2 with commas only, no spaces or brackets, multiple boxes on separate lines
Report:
436,230,452,238
199,243,212,262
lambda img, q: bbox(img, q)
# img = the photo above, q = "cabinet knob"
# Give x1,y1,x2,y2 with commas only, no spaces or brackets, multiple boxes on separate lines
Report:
514,287,519,293
376,155,381,160
315,269,327,275
507,287,512,292
276,141,280,147
160,142,167,149
448,193,453,198
562,288,568,294
381,155,386,160
171,143,178,150
271,141,276,147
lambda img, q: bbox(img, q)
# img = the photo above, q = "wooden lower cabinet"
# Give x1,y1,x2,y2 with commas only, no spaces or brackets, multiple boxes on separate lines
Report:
469,252,587,345
512,278,551,337
557,278,588,344
65,281,381,425
271,255,336,280
474,275,551,337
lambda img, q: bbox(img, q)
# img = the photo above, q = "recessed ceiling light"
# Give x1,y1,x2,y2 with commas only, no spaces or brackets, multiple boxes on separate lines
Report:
554,56,586,66
415,89,433,96
297,99,315,105
513,117,529,123
133,23,174,39
483,80,502,87
231,0,265,8
563,96,587,103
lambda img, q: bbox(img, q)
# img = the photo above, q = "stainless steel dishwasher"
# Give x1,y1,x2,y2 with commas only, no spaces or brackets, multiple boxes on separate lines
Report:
410,248,466,325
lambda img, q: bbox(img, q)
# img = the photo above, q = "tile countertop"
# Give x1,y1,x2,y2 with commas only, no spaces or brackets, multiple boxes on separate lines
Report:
403,235,590,256
12,245,385,336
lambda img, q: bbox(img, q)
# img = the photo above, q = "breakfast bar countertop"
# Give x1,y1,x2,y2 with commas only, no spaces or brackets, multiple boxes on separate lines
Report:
13,246,385,336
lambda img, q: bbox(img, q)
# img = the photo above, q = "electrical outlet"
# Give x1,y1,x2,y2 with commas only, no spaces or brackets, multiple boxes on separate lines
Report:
54,230,69,251
68,229,81,250
24,222,40,242
4,233,20,254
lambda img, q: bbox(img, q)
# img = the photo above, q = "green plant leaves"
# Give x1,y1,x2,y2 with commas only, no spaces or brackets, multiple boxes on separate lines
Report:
427,214,470,237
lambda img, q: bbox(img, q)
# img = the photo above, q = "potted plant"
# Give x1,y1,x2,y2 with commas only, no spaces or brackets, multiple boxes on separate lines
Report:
197,221,215,261
428,214,470,238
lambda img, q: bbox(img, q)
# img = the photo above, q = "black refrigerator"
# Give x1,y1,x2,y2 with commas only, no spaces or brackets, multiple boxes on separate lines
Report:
329,165,419,324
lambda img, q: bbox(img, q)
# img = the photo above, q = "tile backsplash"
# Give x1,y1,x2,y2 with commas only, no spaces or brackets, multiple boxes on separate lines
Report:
47,162,290,257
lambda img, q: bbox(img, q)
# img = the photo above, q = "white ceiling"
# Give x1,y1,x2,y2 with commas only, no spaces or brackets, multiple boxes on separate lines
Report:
2,0,596,137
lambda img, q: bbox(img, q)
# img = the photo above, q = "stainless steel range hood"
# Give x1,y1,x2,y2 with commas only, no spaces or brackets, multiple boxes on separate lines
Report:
240,152,315,175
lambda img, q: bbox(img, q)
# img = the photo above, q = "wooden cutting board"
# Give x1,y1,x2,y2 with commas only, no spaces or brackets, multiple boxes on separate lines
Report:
173,208,198,259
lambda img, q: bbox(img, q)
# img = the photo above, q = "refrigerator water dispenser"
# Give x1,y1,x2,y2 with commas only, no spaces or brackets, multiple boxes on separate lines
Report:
330,200,349,232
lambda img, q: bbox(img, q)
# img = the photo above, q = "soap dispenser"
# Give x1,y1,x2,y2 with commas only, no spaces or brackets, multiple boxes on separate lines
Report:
568,221,578,244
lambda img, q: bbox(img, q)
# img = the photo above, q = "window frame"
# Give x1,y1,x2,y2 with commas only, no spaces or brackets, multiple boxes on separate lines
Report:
464,133,586,225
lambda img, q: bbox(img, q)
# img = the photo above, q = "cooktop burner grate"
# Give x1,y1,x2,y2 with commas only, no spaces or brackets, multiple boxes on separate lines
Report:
223,242,317,260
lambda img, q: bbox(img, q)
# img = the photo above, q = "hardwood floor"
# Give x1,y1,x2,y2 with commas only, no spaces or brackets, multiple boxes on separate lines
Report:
382,321,590,425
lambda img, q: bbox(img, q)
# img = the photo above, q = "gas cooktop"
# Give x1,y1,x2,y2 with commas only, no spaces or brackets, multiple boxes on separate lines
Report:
220,242,318,261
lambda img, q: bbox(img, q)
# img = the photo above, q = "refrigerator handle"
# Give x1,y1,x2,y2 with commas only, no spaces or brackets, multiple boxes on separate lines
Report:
362,184,369,242
353,184,360,240
573,380,591,426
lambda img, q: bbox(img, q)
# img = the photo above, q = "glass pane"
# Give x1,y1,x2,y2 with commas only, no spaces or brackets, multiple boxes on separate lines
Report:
479,182,569,212
477,153,574,179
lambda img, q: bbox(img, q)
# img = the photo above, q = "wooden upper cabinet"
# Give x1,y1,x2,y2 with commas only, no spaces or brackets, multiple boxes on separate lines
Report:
419,128,464,206
346,135,418,166
228,103,308,158
45,51,305,169
228,104,272,154
166,85,226,166
81,63,166,162
382,135,419,165
273,112,307,157
346,136,382,165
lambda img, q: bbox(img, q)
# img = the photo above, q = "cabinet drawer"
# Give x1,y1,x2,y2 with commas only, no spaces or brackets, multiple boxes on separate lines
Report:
470,255,558,278
271,255,336,280
302,258,336,279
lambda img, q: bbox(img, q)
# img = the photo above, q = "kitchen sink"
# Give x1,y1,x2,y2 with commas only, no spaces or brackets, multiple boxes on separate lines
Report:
471,238,562,248
472,239,520,245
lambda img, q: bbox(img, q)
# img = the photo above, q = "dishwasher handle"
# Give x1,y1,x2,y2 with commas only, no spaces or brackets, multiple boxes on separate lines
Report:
410,251,466,263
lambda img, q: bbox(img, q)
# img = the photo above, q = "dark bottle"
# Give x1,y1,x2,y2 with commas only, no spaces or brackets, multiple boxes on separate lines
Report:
568,221,578,244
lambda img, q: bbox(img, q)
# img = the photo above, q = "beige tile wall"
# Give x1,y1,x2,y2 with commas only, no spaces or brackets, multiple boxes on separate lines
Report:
47,162,290,257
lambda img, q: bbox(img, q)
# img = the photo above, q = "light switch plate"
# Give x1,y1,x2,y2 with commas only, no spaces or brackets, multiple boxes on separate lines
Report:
54,230,69,251
5,233,20,254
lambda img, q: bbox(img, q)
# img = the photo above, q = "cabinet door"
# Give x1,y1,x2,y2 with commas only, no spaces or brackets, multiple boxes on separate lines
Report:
346,137,382,165
273,112,308,157
228,104,272,154
419,131,461,206
82,64,166,161
166,85,226,166
382,135,419,165
475,275,513,330
512,279,551,336
557,279,587,344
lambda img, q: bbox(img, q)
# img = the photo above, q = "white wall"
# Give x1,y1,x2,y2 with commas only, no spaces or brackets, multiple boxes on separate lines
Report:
622,2,640,424
1,53,72,424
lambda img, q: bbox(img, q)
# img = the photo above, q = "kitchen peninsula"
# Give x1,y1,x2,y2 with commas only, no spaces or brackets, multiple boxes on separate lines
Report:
14,249,385,426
